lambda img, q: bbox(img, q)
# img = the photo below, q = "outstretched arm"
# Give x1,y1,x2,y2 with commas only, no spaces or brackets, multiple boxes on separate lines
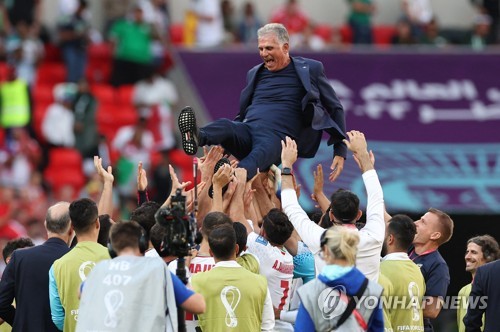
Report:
94,156,114,217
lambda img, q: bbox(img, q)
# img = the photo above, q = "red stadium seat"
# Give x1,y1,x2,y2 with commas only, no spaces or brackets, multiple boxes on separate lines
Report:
33,101,52,142
339,25,353,44
116,85,135,105
314,24,335,43
43,44,62,62
169,24,184,46
32,84,55,103
91,84,116,104
373,25,397,46
96,102,138,140
44,147,86,193
36,63,66,86
0,62,8,82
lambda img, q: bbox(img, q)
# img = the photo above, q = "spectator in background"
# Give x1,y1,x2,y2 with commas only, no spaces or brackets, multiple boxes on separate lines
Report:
237,1,263,45
133,68,178,152
0,2,11,37
347,0,375,44
457,235,499,332
101,0,133,36
470,0,499,43
221,0,237,44
188,0,225,47
57,0,90,83
112,117,155,199
41,83,77,148
420,17,448,46
0,202,73,332
72,79,99,174
6,20,43,86
0,65,30,135
139,0,170,71
270,0,309,47
109,5,156,86
391,18,416,45
402,0,433,40
470,14,492,50
4,0,41,35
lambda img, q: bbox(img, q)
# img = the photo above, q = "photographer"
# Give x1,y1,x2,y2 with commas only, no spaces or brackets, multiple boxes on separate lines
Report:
76,221,205,331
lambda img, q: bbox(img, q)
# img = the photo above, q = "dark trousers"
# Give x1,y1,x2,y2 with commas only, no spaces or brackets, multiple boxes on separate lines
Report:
61,45,87,83
110,59,152,87
199,118,286,178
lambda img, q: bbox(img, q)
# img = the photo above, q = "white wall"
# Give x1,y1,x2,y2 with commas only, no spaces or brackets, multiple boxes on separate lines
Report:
40,0,479,31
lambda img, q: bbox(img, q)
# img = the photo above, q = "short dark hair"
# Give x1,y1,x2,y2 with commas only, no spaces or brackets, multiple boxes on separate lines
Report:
3,237,34,263
428,208,454,245
262,208,294,245
467,235,500,263
46,203,71,234
201,212,232,238
110,221,147,254
130,201,160,237
233,222,247,256
387,214,416,251
150,223,168,253
329,189,360,224
69,198,99,234
208,225,236,261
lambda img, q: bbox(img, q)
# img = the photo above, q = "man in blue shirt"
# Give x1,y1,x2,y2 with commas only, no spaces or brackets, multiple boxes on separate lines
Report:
179,23,346,181
407,208,454,332
76,221,205,331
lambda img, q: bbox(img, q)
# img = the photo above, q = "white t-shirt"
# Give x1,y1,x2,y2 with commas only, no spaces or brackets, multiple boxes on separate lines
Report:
247,232,294,331
42,103,75,147
169,255,215,332
281,169,385,282
190,0,224,47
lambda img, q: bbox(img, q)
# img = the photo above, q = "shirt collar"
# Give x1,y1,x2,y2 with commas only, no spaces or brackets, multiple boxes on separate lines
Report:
382,252,410,261
214,260,242,268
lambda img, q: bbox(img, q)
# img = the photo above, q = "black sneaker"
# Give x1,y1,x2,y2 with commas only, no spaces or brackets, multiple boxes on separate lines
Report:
178,106,198,155
208,157,231,199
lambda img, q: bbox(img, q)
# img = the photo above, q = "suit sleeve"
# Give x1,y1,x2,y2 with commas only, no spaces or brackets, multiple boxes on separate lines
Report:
464,267,485,332
316,62,347,158
0,253,17,324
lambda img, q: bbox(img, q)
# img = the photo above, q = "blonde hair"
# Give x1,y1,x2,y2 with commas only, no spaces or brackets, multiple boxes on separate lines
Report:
323,226,359,265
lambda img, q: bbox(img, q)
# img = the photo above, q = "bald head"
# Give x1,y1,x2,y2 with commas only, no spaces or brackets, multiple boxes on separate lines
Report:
45,202,71,234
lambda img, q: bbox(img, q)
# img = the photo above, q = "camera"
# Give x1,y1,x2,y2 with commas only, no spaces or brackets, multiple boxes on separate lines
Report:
154,189,197,259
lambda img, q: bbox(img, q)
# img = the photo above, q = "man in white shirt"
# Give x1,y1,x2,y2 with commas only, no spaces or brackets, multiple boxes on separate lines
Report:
280,131,385,281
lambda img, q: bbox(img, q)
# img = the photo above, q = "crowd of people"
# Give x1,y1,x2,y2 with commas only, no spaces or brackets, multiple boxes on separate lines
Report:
0,1,498,331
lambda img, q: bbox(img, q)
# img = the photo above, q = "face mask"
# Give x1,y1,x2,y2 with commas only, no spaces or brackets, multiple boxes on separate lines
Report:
321,264,353,280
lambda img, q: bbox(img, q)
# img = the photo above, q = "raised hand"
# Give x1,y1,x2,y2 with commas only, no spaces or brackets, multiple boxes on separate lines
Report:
137,161,148,191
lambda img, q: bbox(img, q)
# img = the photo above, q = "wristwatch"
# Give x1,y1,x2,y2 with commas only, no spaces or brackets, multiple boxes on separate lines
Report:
282,167,293,176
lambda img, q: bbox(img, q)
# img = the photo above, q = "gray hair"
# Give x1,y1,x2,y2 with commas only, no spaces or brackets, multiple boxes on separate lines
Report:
46,202,71,234
257,23,289,45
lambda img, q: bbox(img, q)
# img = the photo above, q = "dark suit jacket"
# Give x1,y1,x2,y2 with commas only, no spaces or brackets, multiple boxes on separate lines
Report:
237,56,347,158
464,260,500,332
0,237,70,331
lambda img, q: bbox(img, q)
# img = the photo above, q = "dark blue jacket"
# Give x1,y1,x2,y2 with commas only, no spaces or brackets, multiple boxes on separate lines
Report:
0,237,70,331
465,260,500,332
237,56,347,159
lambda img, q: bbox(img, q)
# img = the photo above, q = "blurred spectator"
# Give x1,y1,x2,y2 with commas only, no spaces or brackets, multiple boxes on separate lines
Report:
270,0,309,44
57,0,90,83
188,0,225,47
293,23,327,50
102,0,133,35
41,83,77,148
0,186,27,241
6,20,43,86
0,127,41,189
139,0,170,71
109,5,156,86
470,0,499,43
112,117,154,198
0,2,11,36
133,69,178,151
221,0,237,43
402,0,433,40
0,65,30,134
72,79,99,173
391,18,416,45
4,0,41,34
237,1,263,45
470,14,492,50
347,0,375,44
420,17,448,46
151,150,172,203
